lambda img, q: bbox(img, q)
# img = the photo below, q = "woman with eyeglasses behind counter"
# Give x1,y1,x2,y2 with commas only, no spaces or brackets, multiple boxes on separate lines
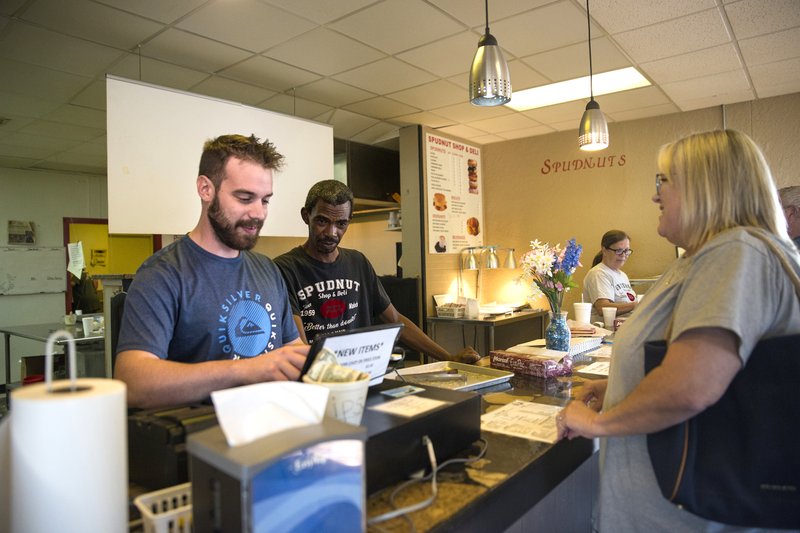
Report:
582,229,638,325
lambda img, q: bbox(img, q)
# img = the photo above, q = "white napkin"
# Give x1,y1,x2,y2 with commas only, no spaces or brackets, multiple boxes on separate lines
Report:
211,382,329,447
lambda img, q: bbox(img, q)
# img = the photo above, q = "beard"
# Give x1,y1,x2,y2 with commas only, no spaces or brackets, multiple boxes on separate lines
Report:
207,195,263,251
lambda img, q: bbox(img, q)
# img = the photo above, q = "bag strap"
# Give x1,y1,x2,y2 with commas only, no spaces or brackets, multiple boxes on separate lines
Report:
664,227,800,340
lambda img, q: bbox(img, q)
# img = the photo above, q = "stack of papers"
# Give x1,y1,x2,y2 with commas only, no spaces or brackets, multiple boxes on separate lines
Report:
508,336,603,357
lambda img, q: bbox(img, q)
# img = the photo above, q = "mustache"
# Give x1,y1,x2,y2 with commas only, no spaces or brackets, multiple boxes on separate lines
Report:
237,218,264,229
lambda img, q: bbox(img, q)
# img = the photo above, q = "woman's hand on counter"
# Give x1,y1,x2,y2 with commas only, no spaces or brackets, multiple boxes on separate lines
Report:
557,400,600,440
575,379,607,411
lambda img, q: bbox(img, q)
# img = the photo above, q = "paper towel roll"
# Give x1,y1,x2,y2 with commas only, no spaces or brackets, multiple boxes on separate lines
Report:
11,378,127,533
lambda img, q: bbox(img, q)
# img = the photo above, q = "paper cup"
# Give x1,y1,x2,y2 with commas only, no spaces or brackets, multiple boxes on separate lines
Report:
602,307,617,330
573,302,592,324
302,374,370,425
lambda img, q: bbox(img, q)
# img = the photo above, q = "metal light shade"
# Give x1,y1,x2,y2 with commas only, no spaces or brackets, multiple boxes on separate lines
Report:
484,247,500,269
578,98,609,151
465,249,479,270
503,248,517,269
469,32,512,106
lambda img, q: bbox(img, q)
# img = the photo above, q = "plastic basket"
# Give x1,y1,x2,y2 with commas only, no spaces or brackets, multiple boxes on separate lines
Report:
436,304,465,318
134,482,193,533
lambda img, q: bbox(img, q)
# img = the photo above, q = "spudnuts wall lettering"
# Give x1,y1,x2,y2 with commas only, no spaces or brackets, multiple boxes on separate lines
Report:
540,154,627,174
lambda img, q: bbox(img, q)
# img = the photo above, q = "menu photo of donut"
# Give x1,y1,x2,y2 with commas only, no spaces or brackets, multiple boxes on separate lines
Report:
433,192,447,211
466,217,480,236
467,159,478,194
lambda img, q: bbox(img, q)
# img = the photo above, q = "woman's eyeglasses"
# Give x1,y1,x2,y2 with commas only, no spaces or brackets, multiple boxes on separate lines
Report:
606,247,633,257
655,173,667,195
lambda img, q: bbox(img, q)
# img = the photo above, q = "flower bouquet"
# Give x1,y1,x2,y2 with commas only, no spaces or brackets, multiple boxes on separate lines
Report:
520,238,583,351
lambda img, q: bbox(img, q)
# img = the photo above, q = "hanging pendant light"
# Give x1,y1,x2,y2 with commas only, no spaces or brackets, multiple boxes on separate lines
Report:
469,0,512,106
578,0,609,151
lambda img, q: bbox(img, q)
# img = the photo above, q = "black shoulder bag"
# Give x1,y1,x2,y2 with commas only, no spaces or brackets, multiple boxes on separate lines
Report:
644,229,800,529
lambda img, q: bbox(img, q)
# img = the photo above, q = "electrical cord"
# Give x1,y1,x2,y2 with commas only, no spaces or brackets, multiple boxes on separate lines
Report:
367,437,489,526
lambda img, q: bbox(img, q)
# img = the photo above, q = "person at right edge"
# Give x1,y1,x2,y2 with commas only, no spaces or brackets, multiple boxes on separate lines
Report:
778,185,800,249
557,130,800,531
582,229,638,325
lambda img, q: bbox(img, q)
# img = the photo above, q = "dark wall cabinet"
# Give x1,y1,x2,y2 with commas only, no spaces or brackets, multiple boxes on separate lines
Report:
334,138,400,205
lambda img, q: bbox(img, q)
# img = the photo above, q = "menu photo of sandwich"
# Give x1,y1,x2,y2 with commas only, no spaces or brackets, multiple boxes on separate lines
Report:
433,192,447,211
467,159,478,194
466,216,480,236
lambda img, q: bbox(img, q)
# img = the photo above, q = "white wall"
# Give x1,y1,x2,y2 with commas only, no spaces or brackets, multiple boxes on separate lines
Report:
0,168,107,383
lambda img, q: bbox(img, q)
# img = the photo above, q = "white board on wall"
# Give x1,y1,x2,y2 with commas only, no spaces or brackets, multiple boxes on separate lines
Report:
106,76,333,236
0,247,66,296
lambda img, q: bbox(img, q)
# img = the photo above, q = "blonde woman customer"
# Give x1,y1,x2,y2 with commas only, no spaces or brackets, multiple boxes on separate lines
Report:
582,229,637,324
557,130,800,531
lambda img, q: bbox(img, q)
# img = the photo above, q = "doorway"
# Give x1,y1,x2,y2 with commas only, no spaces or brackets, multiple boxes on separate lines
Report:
62,217,161,313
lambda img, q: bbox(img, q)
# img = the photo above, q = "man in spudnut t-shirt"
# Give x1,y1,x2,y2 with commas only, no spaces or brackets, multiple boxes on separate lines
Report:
274,179,479,363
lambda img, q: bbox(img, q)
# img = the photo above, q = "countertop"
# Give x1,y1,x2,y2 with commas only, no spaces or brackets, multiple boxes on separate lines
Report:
366,357,596,532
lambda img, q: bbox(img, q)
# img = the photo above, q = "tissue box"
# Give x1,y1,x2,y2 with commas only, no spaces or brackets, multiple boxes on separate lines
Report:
489,350,573,378
188,418,366,533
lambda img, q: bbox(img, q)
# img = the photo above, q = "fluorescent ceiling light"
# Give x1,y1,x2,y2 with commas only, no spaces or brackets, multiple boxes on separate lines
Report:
506,67,650,111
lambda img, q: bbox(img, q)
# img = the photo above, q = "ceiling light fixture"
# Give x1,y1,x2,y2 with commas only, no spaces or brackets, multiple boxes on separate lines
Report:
469,0,512,106
578,0,609,151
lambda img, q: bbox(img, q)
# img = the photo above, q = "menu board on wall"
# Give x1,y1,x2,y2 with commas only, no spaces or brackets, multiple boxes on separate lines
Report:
425,133,483,254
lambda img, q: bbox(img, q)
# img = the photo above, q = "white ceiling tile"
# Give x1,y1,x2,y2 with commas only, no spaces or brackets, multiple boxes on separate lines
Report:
467,112,541,133
0,58,91,103
265,28,384,76
738,27,800,67
613,9,731,63
45,104,106,129
330,0,464,54
0,21,123,77
33,159,105,173
108,55,211,90
221,56,321,92
661,70,754,110
19,119,104,142
343,97,420,119
591,0,717,35
725,0,800,40
257,93,333,120
0,92,62,122
392,111,454,129
189,76,276,105
397,32,480,78
431,101,513,124
350,122,401,145
70,80,107,110
0,0,27,16
0,142,56,160
389,79,465,110
490,2,593,57
521,37,630,82
473,133,508,144
325,109,379,139
47,141,107,167
606,102,681,123
94,0,208,24
177,0,314,53
261,0,377,24
496,125,554,140
522,99,587,123
142,29,252,72
429,0,554,28
435,123,488,140
502,60,551,91
21,0,163,49
0,112,36,133
0,130,80,153
334,57,436,94
750,57,800,96
640,43,742,85
293,78,375,107
593,86,670,113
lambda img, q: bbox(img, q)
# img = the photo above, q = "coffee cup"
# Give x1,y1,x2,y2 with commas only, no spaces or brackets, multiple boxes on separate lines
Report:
302,374,370,425
573,302,592,324
602,307,617,330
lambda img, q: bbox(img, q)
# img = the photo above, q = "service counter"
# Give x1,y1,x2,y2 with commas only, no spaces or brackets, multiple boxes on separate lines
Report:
365,366,596,532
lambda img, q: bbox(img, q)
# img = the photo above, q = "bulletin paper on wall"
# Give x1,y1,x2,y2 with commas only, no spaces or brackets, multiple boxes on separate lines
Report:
425,133,483,254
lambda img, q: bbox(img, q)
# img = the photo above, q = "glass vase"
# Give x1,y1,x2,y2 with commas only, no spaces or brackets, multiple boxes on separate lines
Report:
545,310,571,352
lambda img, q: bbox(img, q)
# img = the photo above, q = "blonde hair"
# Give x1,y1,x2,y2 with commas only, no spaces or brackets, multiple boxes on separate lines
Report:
657,130,788,252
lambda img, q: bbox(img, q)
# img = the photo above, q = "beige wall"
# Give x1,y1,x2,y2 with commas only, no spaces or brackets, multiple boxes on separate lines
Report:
423,92,800,317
